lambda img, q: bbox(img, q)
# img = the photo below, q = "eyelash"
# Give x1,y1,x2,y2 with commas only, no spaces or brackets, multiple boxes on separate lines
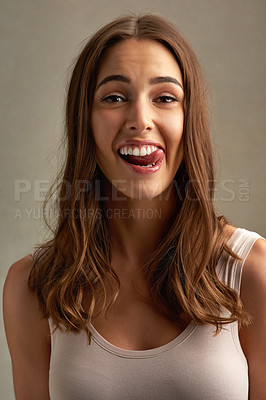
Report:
101,95,126,103
155,95,181,103
101,94,182,104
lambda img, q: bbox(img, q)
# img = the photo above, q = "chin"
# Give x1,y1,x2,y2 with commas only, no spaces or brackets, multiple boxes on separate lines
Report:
114,182,168,201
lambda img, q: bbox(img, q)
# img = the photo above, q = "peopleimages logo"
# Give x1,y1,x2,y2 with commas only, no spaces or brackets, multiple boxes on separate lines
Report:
13,178,250,220
14,178,250,202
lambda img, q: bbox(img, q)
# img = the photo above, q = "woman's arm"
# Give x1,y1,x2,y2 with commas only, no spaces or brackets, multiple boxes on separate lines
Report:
3,255,51,400
239,238,266,400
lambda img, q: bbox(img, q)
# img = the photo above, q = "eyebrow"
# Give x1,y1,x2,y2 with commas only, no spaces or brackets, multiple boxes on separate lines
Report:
96,75,130,90
149,76,183,89
95,74,183,91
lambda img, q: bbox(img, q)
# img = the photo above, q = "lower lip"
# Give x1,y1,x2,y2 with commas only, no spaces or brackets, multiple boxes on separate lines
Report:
119,154,164,174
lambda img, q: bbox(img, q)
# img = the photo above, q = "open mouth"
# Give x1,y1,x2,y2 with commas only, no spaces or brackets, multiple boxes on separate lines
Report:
118,144,164,170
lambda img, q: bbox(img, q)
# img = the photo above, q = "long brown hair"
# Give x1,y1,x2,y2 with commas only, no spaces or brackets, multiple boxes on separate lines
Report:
29,13,250,340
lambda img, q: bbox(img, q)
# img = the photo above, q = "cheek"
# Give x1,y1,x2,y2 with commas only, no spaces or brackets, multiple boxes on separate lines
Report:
161,111,184,151
91,108,121,152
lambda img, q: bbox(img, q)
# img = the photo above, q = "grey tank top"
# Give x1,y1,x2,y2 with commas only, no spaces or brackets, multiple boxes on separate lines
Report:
48,228,263,400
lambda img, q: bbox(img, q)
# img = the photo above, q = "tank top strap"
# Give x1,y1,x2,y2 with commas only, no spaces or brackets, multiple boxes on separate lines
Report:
217,228,264,294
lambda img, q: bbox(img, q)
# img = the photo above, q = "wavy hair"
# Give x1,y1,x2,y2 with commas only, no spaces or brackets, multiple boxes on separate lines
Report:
29,13,250,341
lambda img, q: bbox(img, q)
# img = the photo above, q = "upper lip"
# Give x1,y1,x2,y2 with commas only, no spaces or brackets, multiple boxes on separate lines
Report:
117,139,165,152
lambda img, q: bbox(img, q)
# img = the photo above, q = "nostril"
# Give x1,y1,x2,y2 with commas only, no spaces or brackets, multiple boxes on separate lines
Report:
125,120,153,132
128,125,152,132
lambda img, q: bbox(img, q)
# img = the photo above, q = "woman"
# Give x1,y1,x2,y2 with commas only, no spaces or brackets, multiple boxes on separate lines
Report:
3,14,266,400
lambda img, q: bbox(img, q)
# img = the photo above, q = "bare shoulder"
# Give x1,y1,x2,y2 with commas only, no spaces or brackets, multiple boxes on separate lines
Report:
3,255,50,399
3,253,50,343
240,236,266,322
239,237,266,399
3,254,42,320
3,253,50,339
241,237,266,290
4,254,34,293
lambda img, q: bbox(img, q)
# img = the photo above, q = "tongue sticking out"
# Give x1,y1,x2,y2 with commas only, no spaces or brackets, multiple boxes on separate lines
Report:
121,149,164,166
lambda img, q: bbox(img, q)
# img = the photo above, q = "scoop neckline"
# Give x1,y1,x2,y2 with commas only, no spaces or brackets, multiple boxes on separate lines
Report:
89,320,197,359
88,227,243,359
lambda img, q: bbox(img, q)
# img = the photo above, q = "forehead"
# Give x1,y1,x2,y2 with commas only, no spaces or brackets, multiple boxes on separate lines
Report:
96,39,183,82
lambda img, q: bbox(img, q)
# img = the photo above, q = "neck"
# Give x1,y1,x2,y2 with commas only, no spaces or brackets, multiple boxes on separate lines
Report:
101,180,177,271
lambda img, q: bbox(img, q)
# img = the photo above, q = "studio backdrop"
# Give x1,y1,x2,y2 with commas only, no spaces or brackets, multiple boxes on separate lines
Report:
0,0,265,398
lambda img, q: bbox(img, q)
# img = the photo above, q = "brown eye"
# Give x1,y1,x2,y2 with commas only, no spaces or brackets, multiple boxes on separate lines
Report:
154,96,180,103
102,95,126,103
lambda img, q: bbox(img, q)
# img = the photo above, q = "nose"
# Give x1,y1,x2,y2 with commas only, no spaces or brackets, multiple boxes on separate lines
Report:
124,96,154,133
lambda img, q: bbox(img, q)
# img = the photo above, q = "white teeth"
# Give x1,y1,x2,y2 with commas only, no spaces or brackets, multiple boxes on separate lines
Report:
140,147,146,156
146,147,152,155
119,144,159,156
141,163,156,167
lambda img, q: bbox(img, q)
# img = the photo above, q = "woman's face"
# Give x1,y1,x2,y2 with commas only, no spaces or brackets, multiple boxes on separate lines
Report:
91,39,184,200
